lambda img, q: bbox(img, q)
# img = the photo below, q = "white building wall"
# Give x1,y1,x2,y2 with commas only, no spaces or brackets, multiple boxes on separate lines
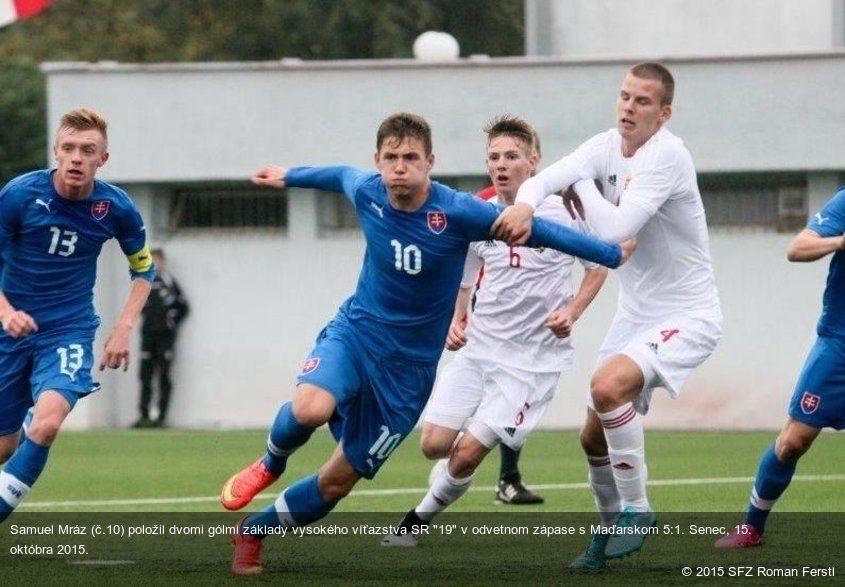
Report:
43,53,845,431
527,0,843,57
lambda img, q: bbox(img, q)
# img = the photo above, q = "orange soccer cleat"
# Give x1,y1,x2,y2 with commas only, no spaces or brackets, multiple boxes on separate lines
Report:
714,524,763,549
231,520,264,576
221,459,279,511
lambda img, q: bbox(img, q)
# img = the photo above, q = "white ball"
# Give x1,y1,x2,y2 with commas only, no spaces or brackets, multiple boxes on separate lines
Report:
413,31,460,62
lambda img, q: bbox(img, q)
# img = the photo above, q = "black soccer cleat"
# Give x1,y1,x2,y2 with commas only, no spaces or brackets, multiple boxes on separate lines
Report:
495,479,544,505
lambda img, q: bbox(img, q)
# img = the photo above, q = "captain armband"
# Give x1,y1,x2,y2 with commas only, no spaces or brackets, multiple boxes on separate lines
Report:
127,245,154,273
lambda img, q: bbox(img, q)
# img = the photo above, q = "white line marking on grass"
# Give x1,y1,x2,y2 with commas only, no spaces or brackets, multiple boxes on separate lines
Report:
18,474,845,509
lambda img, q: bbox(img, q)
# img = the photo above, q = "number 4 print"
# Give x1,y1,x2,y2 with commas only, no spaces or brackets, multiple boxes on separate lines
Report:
660,329,680,343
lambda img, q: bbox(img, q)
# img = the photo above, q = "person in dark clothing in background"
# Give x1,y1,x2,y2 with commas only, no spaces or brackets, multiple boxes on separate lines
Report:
134,248,189,428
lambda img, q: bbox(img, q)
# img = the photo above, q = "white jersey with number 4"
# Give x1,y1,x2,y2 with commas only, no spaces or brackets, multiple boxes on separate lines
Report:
461,198,598,373
567,127,721,322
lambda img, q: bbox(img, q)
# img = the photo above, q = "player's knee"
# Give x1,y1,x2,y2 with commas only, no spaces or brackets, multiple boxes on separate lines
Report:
291,393,333,428
26,418,61,446
589,376,619,411
419,434,450,460
775,433,812,462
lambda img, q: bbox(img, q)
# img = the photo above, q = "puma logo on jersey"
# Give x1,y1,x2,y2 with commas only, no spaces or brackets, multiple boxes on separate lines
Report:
35,198,52,212
370,201,384,218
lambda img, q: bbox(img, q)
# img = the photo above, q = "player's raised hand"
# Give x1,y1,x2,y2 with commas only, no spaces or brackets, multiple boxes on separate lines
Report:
1,309,38,338
251,165,288,189
491,202,534,245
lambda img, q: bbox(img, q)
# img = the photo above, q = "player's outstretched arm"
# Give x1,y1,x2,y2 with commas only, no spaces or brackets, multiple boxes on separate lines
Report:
527,216,626,268
786,229,845,263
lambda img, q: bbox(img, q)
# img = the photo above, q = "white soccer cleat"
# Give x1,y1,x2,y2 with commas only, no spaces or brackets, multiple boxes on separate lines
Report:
380,531,419,548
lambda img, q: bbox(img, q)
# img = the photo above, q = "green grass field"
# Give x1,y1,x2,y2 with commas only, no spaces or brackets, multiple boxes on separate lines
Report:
2,429,843,586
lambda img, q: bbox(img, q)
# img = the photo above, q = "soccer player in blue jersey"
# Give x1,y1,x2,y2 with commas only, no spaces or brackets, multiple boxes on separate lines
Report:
715,187,845,549
0,108,155,522
221,112,634,575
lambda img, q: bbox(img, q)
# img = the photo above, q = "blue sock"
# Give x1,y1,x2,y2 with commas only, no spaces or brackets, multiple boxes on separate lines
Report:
285,473,338,525
242,474,338,537
0,437,50,522
745,444,796,534
261,402,314,476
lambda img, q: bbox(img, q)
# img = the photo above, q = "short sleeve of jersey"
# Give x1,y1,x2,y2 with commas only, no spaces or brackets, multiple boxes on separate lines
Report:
106,184,155,281
808,188,845,237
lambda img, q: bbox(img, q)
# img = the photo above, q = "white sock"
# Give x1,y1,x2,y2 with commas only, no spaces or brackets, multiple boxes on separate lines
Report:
416,467,474,521
0,471,31,508
587,455,621,526
597,403,649,511
272,491,301,528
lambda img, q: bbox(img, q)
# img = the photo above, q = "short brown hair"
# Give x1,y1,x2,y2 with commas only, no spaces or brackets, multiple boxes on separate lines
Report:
629,62,675,106
483,114,540,157
376,112,432,155
58,107,109,142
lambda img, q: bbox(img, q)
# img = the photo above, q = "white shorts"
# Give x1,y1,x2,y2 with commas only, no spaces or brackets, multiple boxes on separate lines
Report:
591,313,722,415
424,353,561,450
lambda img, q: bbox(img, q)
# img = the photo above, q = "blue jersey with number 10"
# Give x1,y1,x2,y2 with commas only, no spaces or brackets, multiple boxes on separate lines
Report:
0,169,154,331
286,166,620,364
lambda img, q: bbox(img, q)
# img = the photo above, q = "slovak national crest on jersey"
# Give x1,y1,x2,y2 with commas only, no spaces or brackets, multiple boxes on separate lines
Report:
427,211,447,234
301,357,321,374
800,391,820,415
90,200,110,220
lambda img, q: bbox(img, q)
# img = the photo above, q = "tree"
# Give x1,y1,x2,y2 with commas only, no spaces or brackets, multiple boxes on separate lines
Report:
0,59,47,186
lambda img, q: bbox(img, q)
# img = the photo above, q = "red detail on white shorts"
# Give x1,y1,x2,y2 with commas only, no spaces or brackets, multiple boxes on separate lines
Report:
660,328,680,343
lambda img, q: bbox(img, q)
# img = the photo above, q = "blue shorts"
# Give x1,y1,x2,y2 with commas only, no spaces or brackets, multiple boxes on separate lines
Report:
0,327,100,436
787,336,845,430
297,319,437,479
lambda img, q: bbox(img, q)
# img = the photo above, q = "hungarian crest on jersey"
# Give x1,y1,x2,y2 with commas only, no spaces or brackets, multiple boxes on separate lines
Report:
427,211,447,234
301,357,321,375
91,200,110,220
800,391,820,415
